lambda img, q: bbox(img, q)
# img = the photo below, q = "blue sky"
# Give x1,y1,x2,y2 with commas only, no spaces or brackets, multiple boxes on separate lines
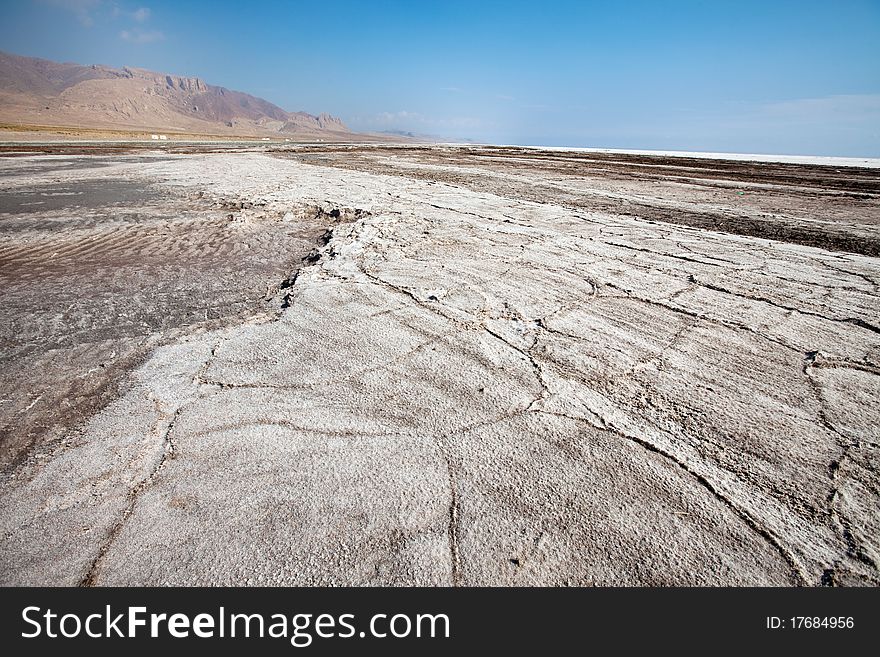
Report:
1,0,879,154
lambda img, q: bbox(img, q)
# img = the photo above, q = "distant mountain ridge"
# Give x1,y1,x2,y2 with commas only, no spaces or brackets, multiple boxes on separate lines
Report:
0,51,350,138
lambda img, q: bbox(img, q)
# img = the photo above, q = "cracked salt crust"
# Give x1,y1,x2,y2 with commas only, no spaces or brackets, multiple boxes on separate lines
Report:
1,150,878,586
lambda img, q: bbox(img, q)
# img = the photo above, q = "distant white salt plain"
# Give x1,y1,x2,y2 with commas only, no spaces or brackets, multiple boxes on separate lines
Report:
440,143,880,168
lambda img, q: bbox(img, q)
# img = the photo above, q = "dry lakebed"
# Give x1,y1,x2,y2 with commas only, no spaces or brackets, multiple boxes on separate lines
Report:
1,143,878,586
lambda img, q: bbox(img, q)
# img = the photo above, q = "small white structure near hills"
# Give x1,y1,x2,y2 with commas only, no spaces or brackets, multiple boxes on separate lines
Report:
159,135,168,140
150,134,159,140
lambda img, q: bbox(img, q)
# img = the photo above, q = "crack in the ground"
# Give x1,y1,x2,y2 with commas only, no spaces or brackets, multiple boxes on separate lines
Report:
358,270,474,333
803,354,880,376
605,240,730,268
674,240,742,265
802,352,879,577
821,260,880,293
627,318,700,376
79,397,186,587
533,408,810,585
482,325,549,412
603,283,804,354
693,278,880,335
433,434,461,587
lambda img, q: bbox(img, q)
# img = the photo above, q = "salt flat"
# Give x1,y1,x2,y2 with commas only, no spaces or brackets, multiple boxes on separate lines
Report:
513,146,880,168
1,146,878,586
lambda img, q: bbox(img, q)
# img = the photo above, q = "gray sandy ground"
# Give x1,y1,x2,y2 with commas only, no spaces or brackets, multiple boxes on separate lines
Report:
1,147,878,586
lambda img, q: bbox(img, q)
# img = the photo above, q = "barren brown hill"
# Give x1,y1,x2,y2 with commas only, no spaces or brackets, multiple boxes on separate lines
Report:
0,51,351,139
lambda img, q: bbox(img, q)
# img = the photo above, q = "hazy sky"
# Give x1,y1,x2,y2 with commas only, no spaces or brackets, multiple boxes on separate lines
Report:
2,0,879,155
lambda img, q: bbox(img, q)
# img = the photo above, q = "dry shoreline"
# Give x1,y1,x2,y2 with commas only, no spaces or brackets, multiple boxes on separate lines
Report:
1,145,878,586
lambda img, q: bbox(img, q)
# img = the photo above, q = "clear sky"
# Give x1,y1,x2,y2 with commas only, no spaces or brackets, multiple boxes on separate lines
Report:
1,0,879,155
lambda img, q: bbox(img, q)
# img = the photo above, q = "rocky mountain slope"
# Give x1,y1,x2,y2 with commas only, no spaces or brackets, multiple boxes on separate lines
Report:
0,51,350,138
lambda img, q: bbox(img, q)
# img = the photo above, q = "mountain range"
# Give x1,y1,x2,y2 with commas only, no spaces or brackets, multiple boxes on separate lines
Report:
0,51,356,139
